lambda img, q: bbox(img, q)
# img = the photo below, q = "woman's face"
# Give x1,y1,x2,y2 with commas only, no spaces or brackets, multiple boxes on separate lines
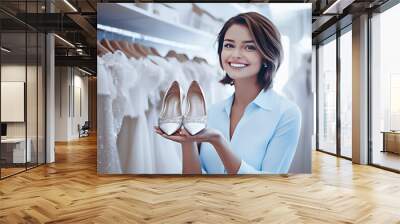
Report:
221,24,263,81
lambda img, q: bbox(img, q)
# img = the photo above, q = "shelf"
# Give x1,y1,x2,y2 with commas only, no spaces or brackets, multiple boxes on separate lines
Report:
97,3,216,46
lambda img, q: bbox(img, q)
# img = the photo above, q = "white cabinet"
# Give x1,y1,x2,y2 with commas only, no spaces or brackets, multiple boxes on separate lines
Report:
1,138,32,163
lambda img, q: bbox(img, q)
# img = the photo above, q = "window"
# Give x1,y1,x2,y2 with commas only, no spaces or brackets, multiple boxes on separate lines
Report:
339,28,352,158
370,3,400,171
317,36,337,155
0,1,46,179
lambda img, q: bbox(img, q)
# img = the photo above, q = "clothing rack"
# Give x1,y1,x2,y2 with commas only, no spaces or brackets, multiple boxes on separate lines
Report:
97,24,203,52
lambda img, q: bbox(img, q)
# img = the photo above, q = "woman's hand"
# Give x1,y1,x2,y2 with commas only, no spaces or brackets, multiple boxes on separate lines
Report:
155,126,240,174
154,127,223,145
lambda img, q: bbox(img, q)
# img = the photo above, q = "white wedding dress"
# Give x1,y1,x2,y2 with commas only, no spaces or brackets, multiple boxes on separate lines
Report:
117,57,165,173
148,55,183,173
97,54,122,174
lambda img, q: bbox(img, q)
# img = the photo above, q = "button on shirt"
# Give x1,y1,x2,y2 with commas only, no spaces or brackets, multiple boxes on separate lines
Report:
199,89,301,174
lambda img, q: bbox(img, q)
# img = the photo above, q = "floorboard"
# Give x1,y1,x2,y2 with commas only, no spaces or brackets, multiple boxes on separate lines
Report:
1,134,399,223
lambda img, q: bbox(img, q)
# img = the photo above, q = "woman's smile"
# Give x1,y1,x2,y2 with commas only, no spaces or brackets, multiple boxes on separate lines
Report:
228,62,249,69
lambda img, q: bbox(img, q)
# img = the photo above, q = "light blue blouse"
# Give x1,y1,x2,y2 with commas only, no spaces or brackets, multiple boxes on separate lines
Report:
199,89,301,174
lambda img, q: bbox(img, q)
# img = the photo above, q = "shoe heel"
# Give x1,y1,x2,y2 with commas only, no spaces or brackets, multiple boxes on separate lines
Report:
183,81,207,135
158,81,183,135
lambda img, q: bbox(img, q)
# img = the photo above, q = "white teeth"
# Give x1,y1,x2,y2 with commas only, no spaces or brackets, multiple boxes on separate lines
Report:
230,63,247,68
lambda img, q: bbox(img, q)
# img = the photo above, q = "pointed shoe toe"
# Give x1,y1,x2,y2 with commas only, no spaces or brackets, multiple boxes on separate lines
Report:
159,121,182,135
184,119,207,135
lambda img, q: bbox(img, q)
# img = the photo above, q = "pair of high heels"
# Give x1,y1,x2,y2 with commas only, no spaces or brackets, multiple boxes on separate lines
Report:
158,80,207,136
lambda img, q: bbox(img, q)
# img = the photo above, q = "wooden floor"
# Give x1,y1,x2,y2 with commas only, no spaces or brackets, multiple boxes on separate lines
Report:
1,135,400,223
1,163,45,178
0,167,26,178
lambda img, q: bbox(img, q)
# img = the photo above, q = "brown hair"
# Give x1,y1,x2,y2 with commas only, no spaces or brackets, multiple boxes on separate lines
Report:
217,12,283,90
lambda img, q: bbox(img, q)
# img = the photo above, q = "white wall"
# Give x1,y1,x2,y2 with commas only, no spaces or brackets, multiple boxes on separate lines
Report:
75,71,89,138
71,72,89,138
1,65,37,137
54,67,89,141
1,64,46,164
55,66,69,141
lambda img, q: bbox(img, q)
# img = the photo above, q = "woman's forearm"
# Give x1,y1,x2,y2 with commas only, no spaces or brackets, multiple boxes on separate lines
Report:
181,142,202,174
211,137,241,174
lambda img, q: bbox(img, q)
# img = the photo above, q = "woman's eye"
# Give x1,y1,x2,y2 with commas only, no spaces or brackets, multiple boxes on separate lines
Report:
223,43,234,48
245,45,256,51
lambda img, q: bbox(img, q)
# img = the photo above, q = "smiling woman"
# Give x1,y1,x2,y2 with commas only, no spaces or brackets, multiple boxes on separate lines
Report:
220,24,263,80
218,12,283,89
156,12,301,174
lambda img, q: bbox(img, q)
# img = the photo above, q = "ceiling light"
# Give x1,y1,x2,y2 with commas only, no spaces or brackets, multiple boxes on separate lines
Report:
1,47,11,53
78,67,92,76
54,34,75,48
76,49,84,55
63,0,78,12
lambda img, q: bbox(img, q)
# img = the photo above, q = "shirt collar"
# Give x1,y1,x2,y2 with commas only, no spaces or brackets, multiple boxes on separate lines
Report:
253,88,275,111
224,94,234,117
224,88,275,116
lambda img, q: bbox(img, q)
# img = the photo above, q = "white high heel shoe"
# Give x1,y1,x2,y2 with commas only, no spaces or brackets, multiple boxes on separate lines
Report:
183,81,207,135
158,81,183,135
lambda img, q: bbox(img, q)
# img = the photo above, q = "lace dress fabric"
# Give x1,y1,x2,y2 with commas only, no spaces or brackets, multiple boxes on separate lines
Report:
97,54,125,173
117,58,161,173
